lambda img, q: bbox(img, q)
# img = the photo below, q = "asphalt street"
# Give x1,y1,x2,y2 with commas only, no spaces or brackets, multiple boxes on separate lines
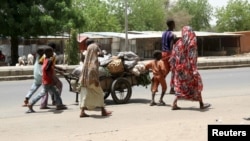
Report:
0,67,250,141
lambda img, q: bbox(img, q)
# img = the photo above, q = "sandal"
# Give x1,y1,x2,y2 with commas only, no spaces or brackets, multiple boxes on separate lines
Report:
157,101,166,106
40,106,51,109
56,105,67,110
243,117,250,120
172,105,181,110
80,112,90,118
150,102,157,106
26,105,35,113
200,103,211,109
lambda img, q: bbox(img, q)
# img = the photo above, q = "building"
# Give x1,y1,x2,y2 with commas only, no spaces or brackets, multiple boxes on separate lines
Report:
80,31,243,59
0,30,247,65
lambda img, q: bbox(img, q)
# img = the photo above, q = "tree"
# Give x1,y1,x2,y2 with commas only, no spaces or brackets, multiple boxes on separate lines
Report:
215,0,250,32
0,0,84,65
107,0,167,31
75,0,122,32
127,0,166,31
172,0,213,31
65,29,79,65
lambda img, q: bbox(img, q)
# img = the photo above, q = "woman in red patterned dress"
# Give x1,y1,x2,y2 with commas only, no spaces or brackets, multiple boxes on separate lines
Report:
169,26,211,110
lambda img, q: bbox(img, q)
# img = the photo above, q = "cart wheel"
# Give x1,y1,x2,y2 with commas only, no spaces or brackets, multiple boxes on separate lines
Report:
111,77,132,104
104,91,110,100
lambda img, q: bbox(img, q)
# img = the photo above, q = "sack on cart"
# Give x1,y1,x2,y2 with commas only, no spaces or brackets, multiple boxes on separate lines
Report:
107,58,124,74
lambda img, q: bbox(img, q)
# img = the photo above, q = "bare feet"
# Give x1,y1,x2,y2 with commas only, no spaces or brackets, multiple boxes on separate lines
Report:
101,110,112,116
22,99,29,107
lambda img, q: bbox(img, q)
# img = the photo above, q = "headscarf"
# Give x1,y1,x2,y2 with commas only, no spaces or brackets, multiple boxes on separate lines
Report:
79,43,101,87
182,26,197,57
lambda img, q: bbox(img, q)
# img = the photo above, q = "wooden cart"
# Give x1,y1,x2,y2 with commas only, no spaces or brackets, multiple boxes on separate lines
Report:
64,70,150,104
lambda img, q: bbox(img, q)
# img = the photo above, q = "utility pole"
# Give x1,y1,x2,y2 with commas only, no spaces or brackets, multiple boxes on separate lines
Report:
125,0,129,51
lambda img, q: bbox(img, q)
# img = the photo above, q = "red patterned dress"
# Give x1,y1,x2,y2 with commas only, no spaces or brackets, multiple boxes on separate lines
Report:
169,26,203,101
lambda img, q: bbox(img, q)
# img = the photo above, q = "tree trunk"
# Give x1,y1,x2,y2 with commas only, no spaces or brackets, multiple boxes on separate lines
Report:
10,36,19,66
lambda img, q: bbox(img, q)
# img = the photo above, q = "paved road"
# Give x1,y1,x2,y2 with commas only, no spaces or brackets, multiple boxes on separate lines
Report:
0,67,250,141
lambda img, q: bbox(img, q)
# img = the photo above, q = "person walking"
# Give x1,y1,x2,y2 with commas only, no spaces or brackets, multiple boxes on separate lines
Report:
22,47,50,109
145,50,167,106
78,39,112,118
161,18,176,94
26,47,67,113
169,26,211,110
39,42,63,106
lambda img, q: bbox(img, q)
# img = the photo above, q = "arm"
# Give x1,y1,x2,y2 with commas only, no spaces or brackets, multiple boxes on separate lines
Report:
189,47,198,74
145,61,153,70
55,65,66,75
45,59,53,71
160,61,167,77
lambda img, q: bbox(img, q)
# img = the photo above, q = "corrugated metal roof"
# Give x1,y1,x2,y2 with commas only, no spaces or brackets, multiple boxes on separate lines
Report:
80,31,242,40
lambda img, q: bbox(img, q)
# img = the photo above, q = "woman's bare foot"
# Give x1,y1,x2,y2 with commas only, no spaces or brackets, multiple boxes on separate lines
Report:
101,108,112,116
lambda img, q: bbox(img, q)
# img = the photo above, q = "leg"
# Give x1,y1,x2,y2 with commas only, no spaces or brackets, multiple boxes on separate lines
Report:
199,94,211,109
53,76,62,105
150,78,157,106
27,85,48,113
80,107,89,118
158,91,166,106
150,92,157,106
169,71,175,94
40,93,49,109
23,83,41,106
48,85,67,110
172,96,181,110
158,77,167,106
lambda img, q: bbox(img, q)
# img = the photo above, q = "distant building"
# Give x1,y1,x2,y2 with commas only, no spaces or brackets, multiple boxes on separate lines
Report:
0,31,247,65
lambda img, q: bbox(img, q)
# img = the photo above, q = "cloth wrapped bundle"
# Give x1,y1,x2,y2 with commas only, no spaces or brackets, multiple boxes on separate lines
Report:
106,59,124,74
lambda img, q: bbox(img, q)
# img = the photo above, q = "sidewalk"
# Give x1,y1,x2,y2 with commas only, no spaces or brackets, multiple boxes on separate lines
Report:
1,54,250,81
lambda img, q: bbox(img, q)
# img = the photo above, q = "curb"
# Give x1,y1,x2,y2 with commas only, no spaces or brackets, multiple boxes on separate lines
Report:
1,58,250,81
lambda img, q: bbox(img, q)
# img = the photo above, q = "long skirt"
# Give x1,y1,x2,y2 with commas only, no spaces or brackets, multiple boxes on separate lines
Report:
79,84,105,110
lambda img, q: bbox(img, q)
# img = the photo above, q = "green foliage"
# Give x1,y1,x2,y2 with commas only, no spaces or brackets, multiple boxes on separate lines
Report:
0,0,85,65
172,0,213,31
136,71,151,88
215,0,250,32
127,0,166,31
75,0,122,32
66,29,79,65
106,0,167,31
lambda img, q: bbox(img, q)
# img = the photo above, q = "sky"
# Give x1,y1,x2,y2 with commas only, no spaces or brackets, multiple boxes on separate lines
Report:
208,0,250,25
208,0,230,25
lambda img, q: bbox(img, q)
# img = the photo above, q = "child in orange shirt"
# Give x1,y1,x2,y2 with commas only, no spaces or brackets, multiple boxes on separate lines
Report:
145,50,167,106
